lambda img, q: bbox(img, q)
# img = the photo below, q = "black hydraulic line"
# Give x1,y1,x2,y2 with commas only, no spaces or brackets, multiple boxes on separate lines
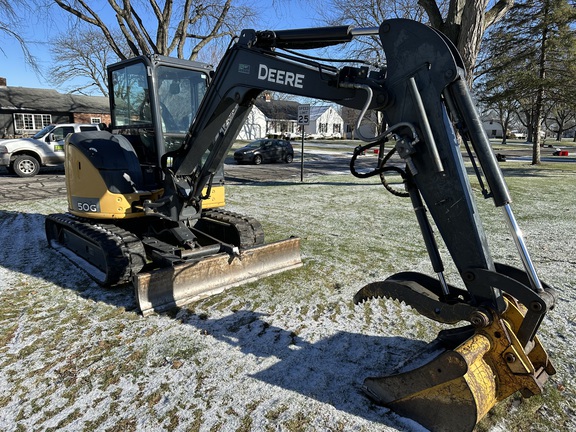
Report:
461,135,492,199
442,88,491,199
446,78,512,207
378,148,410,198
404,179,446,285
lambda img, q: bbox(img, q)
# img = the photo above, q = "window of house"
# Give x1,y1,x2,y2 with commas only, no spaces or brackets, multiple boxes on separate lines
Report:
14,113,52,133
90,117,102,124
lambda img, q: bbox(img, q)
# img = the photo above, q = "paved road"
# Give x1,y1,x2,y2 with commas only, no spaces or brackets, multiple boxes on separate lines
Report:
0,151,363,203
0,168,67,203
0,145,571,204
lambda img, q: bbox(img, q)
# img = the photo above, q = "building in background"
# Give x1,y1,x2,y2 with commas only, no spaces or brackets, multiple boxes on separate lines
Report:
0,77,110,138
238,95,344,141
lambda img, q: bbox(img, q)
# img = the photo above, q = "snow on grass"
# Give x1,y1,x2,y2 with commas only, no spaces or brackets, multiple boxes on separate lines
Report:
0,164,575,431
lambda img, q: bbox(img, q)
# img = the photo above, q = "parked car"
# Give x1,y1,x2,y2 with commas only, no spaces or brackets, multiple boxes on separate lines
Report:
0,123,102,177
234,139,294,165
283,132,299,140
306,133,323,140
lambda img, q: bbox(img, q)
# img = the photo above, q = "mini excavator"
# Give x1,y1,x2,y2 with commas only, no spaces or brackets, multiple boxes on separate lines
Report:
46,19,556,431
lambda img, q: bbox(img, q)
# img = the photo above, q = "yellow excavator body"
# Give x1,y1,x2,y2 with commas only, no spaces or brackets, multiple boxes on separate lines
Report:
64,143,225,219
45,129,302,314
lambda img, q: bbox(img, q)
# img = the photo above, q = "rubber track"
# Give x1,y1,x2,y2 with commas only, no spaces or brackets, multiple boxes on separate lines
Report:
201,209,265,248
46,213,146,286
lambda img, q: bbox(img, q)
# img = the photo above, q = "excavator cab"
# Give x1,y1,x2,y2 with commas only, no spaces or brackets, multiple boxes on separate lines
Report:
109,56,209,159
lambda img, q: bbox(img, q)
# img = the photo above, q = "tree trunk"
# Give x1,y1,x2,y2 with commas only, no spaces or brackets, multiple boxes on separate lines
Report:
419,0,514,79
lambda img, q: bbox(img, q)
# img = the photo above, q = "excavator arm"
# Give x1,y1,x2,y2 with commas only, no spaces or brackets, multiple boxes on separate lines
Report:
159,26,388,215
153,19,557,431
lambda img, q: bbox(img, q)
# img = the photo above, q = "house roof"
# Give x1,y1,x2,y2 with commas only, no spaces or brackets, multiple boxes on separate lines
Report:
0,86,109,114
309,105,332,121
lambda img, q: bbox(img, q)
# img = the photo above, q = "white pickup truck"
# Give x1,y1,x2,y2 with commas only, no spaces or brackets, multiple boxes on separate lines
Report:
0,123,102,177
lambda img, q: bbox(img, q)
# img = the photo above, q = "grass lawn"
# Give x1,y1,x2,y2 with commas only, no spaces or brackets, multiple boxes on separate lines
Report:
1,155,574,431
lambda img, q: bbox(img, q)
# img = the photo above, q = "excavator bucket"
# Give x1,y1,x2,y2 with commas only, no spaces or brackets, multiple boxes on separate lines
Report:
364,333,495,431
135,237,302,316
360,298,555,432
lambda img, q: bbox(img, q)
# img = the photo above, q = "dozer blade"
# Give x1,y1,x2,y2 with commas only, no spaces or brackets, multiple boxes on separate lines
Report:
361,299,555,432
135,237,302,316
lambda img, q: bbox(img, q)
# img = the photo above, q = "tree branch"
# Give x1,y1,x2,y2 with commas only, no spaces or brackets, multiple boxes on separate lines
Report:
172,0,193,57
188,0,232,59
129,3,159,54
485,0,515,29
54,0,127,59
418,0,443,28
107,0,151,55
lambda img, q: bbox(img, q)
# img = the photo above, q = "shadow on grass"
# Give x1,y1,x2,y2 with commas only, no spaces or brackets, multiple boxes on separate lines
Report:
177,308,429,431
0,209,138,312
1,208,441,430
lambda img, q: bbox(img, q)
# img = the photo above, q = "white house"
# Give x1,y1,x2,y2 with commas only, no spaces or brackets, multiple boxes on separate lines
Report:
305,105,343,138
237,97,344,140
236,105,266,140
482,116,504,138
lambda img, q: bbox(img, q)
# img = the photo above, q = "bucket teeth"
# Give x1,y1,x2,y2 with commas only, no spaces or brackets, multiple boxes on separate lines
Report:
354,271,474,324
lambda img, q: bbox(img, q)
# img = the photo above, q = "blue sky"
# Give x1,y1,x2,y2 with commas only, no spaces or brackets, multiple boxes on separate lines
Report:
0,1,323,92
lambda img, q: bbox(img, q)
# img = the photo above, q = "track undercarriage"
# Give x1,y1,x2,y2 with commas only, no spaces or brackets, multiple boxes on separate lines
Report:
45,209,302,315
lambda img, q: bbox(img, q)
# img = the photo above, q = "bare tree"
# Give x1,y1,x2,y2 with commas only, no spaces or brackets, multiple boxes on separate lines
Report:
0,0,38,70
546,104,576,141
321,0,513,78
50,27,128,96
53,0,256,61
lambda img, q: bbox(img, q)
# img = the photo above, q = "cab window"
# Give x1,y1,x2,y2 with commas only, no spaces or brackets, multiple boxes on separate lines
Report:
79,126,98,132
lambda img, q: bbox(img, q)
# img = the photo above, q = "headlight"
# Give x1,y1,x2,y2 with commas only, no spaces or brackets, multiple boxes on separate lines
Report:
0,145,7,153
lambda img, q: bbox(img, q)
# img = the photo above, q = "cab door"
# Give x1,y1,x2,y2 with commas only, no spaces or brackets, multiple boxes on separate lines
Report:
262,140,281,162
48,126,75,163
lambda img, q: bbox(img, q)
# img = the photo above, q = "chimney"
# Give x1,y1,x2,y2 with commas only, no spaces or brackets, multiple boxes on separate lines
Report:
0,77,6,86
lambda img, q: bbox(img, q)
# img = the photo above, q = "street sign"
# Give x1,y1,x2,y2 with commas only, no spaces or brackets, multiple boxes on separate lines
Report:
297,104,310,125
297,104,310,182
